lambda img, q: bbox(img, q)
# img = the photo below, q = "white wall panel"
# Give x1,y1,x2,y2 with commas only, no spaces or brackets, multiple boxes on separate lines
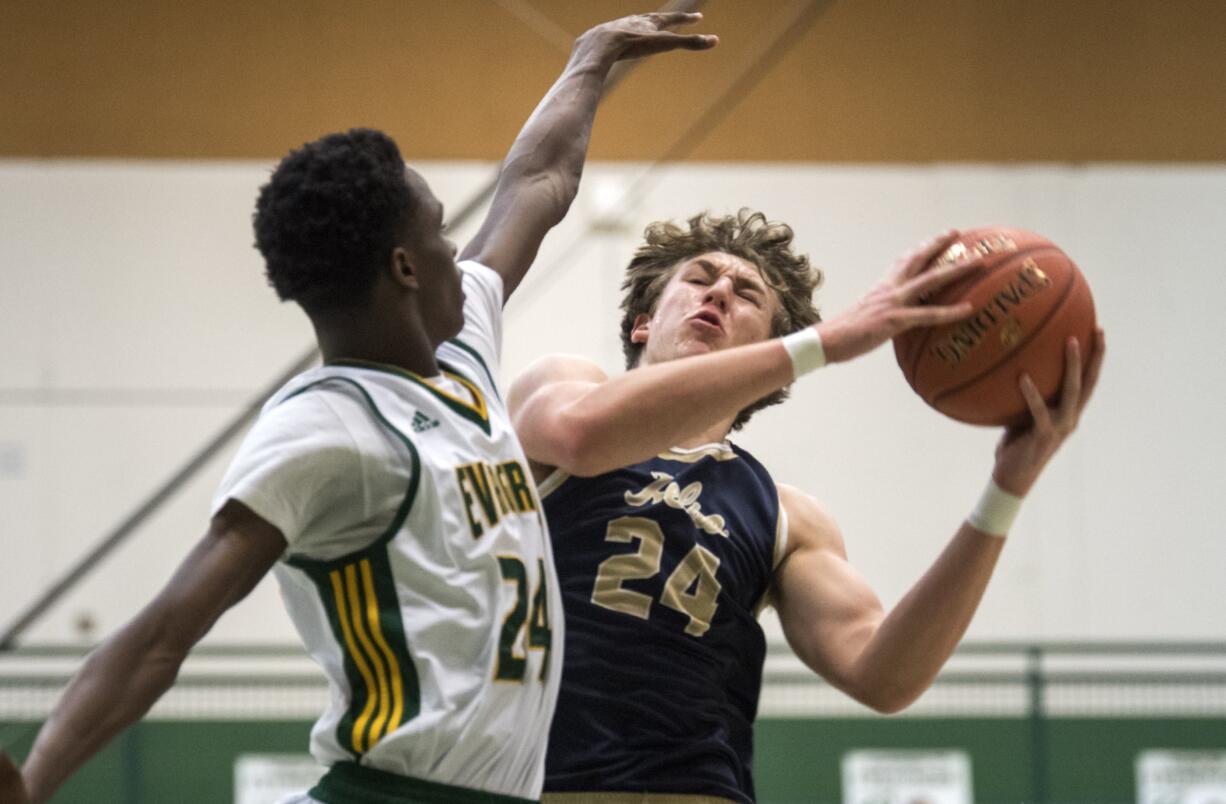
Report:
1,160,1222,645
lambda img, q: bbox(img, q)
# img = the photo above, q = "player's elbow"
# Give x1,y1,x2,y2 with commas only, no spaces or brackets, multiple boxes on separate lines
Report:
546,410,612,478
536,168,581,226
504,161,581,227
844,677,925,715
860,689,919,715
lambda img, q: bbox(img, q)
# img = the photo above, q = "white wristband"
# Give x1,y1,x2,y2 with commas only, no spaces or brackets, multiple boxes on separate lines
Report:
781,327,826,379
967,479,1024,538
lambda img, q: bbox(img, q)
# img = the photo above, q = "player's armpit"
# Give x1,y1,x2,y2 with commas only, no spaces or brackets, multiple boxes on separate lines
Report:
772,485,891,709
0,752,30,804
156,500,288,642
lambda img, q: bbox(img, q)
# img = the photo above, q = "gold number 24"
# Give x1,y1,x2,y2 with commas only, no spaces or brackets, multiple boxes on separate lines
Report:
590,516,722,637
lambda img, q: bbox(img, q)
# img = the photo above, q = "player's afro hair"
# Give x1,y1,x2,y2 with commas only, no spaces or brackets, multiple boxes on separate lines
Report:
254,128,414,314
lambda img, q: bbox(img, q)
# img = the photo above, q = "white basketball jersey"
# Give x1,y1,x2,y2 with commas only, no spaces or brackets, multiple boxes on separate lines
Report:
213,262,561,801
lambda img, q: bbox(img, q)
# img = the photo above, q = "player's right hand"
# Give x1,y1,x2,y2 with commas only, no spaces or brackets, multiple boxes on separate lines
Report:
815,230,982,364
0,753,32,804
574,11,718,67
990,327,1106,496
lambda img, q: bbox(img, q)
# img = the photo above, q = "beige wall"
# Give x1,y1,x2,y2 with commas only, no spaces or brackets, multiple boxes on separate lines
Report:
4,0,1225,161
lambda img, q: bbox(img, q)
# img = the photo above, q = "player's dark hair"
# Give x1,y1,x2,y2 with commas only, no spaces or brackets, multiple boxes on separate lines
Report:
619,209,823,430
254,128,413,315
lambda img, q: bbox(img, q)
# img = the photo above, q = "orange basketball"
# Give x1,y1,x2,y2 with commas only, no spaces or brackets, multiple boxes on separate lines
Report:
893,227,1096,427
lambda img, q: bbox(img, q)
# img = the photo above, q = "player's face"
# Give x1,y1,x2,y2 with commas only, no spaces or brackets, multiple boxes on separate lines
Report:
402,167,464,345
631,251,778,365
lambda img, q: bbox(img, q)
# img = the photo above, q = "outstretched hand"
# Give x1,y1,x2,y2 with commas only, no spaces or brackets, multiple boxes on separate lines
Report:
992,328,1106,496
816,230,982,364
0,753,31,804
574,11,717,66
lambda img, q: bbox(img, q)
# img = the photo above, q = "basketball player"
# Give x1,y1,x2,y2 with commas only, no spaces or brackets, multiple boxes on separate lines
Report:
0,14,716,804
508,211,1105,802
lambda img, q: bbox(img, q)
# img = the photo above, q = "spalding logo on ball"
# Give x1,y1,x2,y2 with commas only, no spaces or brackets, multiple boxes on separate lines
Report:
893,227,1096,427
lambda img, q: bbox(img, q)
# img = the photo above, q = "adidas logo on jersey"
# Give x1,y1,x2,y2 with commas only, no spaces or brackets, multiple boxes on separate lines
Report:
411,410,439,433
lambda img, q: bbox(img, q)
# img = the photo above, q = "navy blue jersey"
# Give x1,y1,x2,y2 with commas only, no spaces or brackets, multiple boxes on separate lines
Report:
542,442,783,803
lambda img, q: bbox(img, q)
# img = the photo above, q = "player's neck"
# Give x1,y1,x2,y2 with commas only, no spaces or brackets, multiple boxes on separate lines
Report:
312,310,440,378
676,419,735,451
639,351,736,449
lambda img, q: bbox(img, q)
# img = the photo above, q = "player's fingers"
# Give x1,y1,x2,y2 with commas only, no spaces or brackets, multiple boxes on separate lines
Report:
645,11,704,29
633,31,718,52
1056,337,1083,423
1019,373,1052,432
898,301,974,329
1078,327,1106,410
901,230,961,279
903,255,983,302
646,10,702,23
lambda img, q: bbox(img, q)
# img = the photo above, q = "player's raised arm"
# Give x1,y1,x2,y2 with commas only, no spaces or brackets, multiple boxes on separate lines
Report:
509,233,982,478
774,330,1105,714
8,502,285,804
460,12,716,300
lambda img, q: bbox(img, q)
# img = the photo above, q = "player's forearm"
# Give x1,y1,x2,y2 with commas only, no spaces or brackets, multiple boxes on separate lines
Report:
22,617,187,802
555,339,795,475
846,524,1003,713
460,45,613,295
496,49,612,212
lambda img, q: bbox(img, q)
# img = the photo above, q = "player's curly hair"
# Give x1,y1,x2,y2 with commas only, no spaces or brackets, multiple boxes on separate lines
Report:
254,128,413,314
619,209,823,430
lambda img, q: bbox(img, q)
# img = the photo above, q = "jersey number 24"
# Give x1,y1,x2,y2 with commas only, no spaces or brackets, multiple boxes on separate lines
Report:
590,516,722,637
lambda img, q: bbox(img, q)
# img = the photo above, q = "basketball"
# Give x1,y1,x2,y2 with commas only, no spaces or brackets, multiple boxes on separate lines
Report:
893,227,1096,426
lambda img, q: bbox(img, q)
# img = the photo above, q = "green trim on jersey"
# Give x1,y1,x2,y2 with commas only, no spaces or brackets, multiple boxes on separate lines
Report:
328,357,492,435
280,376,422,554
446,337,501,402
298,550,422,758
276,377,424,758
310,762,538,804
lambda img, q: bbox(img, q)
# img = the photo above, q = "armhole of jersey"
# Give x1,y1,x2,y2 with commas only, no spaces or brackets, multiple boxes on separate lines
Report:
537,467,570,499
755,487,790,617
283,376,422,570
773,499,790,570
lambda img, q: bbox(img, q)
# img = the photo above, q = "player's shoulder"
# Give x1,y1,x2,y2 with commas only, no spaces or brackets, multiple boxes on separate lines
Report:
438,259,506,380
456,259,504,327
257,373,381,451
775,482,845,558
271,371,370,415
775,483,832,520
507,353,609,409
458,258,504,294
520,353,609,384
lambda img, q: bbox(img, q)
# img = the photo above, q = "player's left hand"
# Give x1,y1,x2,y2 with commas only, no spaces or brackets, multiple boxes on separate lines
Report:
573,11,718,67
0,753,31,804
991,327,1106,496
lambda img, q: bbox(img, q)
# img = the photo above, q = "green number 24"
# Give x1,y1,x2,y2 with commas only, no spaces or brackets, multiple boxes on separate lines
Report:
495,556,551,682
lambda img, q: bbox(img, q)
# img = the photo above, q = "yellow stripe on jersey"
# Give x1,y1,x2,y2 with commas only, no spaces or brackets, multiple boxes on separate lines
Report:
329,569,379,753
344,563,391,749
360,558,405,736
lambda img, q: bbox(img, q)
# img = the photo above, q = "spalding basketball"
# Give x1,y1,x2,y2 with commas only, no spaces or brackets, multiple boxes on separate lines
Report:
893,228,1096,427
